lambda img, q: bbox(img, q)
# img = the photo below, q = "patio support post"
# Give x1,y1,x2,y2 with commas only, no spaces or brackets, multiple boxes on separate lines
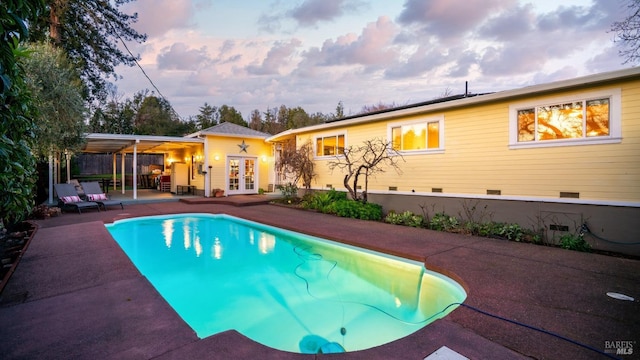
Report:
55,152,60,184
65,150,71,183
48,152,54,205
112,153,116,192
133,140,138,200
121,151,125,195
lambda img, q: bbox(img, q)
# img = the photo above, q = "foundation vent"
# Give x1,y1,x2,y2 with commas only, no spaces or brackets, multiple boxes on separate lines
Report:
560,192,579,199
549,224,570,232
389,186,398,191
486,189,501,195
326,184,332,189
356,185,362,190
432,188,443,193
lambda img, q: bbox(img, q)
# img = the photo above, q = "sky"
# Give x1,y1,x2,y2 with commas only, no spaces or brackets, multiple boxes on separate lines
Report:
113,0,632,120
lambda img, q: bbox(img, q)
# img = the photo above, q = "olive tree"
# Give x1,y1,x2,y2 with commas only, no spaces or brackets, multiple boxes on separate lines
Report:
22,42,87,158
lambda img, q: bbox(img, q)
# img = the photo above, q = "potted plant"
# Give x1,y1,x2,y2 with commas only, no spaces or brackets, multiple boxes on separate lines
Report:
213,188,225,197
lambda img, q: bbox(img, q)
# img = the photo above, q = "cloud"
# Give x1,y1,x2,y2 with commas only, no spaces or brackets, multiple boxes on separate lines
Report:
586,46,625,72
298,16,399,71
476,0,622,77
397,0,513,39
289,0,366,27
124,0,199,37
157,43,211,70
531,66,579,85
478,3,536,42
536,0,621,32
247,39,303,75
384,44,452,79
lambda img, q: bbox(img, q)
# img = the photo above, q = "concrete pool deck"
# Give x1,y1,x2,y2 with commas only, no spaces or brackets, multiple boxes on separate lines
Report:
0,200,638,359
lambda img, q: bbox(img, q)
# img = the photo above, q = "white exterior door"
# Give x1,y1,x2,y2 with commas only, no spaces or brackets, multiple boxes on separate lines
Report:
227,157,257,195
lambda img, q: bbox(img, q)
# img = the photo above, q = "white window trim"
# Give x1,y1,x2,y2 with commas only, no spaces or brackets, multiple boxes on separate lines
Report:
313,132,347,159
386,115,445,155
508,88,622,149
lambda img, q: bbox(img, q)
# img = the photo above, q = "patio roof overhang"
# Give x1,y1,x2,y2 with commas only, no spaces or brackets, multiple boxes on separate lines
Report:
82,133,204,154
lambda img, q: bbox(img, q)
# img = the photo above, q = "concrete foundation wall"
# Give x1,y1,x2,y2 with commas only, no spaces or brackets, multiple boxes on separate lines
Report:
350,192,639,257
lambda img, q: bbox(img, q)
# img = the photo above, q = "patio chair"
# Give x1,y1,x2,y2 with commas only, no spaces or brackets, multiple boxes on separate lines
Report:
54,183,100,213
80,181,124,210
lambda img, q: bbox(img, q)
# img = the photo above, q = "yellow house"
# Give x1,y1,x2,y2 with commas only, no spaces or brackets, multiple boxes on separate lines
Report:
187,122,274,197
267,67,640,255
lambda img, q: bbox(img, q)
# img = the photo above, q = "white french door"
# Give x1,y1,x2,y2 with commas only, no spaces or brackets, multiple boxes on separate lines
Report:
227,157,257,195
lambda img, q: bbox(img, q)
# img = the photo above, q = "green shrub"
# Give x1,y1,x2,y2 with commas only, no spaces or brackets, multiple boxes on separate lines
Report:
429,212,459,231
302,190,348,211
559,233,591,252
384,211,404,225
384,210,424,227
497,223,524,241
326,200,382,220
277,183,298,199
303,191,333,211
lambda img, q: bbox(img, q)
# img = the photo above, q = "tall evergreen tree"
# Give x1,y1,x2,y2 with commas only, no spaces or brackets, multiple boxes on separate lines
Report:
196,102,218,130
249,109,263,131
218,105,247,126
29,0,147,100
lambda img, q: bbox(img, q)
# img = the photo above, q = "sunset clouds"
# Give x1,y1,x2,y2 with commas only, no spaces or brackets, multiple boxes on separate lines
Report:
115,0,629,119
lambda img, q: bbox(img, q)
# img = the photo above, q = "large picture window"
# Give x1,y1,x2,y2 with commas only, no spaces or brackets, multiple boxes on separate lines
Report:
315,134,345,156
509,89,621,148
388,116,444,154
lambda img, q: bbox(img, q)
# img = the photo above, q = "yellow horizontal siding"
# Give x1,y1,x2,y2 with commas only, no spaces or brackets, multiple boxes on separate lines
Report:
206,136,272,192
298,80,640,202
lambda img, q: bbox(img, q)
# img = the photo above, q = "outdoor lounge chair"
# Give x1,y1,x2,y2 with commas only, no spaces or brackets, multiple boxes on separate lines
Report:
54,183,101,213
68,179,85,198
80,181,124,210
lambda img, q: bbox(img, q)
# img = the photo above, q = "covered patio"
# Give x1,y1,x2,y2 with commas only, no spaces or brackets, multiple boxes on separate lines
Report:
48,134,206,204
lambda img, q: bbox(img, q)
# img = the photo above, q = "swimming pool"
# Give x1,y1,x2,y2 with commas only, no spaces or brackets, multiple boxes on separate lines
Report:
106,213,466,354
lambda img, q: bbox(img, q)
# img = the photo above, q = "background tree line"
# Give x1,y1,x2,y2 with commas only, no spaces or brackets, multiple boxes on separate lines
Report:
88,93,343,136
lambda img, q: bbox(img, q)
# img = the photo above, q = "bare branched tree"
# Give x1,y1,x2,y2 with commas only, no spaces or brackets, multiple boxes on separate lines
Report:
611,0,640,64
328,138,404,203
276,139,316,191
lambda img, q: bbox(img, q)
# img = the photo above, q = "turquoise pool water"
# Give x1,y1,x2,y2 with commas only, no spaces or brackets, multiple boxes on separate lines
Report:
106,213,466,354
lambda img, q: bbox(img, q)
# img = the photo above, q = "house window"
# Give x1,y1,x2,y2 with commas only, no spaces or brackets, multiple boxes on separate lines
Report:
389,116,443,153
316,134,345,156
509,89,621,148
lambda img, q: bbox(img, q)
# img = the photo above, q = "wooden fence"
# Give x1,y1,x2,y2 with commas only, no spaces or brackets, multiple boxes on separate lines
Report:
73,154,164,175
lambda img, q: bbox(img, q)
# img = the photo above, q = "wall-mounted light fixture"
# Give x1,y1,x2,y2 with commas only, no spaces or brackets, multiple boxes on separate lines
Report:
261,155,267,162
214,155,220,161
